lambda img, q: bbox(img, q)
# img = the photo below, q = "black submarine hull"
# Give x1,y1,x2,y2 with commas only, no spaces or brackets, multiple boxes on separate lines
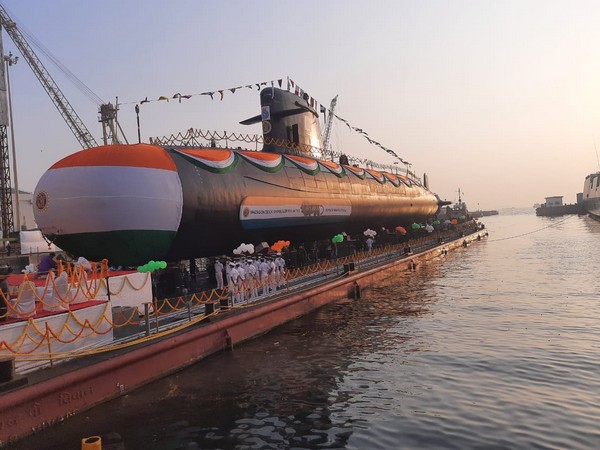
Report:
33,144,441,265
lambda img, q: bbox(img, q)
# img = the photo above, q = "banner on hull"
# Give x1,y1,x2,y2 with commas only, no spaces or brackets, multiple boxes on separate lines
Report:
240,196,351,230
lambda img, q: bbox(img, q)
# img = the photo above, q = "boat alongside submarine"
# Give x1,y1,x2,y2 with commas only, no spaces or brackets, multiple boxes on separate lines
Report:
33,88,447,265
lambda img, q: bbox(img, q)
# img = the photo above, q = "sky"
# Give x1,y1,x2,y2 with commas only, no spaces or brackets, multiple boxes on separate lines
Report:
1,0,600,210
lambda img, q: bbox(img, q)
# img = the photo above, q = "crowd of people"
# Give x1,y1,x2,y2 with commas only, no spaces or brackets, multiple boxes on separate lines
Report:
213,253,287,304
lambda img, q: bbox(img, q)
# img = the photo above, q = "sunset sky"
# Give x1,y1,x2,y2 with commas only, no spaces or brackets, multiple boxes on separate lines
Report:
2,0,599,210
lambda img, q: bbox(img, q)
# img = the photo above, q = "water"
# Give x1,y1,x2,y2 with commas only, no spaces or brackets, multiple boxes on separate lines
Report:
17,211,600,449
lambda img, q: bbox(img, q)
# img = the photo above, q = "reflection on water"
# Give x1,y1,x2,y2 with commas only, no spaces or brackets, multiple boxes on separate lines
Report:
18,213,600,449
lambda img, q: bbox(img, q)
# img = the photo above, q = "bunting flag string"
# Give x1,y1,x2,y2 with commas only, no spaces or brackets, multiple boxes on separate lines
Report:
129,75,410,166
288,77,410,166
127,77,286,106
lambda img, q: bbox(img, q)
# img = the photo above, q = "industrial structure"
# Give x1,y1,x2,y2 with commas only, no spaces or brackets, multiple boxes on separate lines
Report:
0,3,125,239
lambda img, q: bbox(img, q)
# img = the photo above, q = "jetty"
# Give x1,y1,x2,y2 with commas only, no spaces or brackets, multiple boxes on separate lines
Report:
0,222,485,445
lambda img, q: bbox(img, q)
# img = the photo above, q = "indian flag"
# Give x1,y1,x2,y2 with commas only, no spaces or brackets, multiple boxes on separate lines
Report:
33,144,183,265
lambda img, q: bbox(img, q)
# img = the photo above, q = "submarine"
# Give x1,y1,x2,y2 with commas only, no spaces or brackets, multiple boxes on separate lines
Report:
33,87,447,265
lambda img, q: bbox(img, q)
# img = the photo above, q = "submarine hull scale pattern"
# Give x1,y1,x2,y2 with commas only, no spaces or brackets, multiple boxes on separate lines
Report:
34,144,440,265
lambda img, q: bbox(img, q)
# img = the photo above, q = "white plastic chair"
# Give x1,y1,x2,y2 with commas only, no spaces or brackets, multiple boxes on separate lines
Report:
44,272,69,312
8,281,37,319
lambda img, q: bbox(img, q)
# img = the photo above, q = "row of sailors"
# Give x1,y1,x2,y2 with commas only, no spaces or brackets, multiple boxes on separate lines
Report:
214,255,287,303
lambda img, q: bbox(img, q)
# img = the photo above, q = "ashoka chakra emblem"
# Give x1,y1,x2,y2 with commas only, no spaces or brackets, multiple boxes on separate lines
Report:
35,191,48,211
262,120,272,134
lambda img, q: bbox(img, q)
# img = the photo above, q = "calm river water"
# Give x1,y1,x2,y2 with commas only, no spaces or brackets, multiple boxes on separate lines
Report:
18,211,600,449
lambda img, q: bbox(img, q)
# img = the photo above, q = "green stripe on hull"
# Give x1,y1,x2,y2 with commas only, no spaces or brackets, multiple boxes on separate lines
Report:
52,230,176,266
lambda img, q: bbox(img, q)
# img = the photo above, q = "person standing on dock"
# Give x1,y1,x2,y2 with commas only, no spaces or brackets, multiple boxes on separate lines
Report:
275,253,286,288
366,237,374,252
252,258,261,298
298,245,308,267
214,258,224,290
268,258,277,293
236,263,246,303
246,258,258,300
227,262,238,303
259,258,270,296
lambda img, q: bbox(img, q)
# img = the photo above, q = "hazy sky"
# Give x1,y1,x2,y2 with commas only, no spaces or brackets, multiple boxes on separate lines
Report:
2,0,600,210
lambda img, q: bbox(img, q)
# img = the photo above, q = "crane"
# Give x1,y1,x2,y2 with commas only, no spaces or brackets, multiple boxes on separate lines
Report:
0,4,98,149
0,4,126,237
321,94,338,158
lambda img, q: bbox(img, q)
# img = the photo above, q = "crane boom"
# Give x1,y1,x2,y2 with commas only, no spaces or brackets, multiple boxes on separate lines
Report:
0,5,98,148
322,95,338,156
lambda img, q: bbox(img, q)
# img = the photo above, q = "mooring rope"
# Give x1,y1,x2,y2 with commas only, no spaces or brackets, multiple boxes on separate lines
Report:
487,215,573,242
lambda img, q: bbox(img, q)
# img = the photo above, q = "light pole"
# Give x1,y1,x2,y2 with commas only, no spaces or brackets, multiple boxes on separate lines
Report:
4,51,19,232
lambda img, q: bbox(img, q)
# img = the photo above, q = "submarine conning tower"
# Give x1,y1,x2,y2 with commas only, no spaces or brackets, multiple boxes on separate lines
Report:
241,88,324,158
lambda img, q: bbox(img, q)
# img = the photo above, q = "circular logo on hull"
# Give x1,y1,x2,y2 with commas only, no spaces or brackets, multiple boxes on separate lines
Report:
262,120,272,134
35,191,48,211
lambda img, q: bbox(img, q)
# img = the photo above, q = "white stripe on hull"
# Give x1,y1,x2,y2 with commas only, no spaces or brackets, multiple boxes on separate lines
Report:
34,166,183,235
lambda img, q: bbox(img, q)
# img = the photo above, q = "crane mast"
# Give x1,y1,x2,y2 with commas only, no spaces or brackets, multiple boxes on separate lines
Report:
322,95,338,157
0,5,98,149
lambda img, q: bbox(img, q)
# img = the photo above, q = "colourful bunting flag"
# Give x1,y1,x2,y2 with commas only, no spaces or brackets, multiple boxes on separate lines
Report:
132,75,409,168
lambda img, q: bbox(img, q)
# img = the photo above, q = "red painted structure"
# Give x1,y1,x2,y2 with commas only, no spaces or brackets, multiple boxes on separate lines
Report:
0,231,484,445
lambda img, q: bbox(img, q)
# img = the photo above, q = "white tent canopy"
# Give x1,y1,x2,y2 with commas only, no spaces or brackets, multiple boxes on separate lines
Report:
19,230,61,254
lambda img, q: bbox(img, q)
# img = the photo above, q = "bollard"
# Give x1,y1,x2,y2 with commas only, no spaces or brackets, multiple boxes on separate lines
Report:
0,357,15,383
81,435,102,450
144,303,151,336
343,262,356,274
205,301,216,315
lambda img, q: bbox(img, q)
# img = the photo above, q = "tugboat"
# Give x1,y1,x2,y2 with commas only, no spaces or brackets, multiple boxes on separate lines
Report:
33,88,449,265
439,189,470,221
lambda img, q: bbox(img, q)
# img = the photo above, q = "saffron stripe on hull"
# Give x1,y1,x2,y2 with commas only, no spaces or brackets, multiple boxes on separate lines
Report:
50,144,178,170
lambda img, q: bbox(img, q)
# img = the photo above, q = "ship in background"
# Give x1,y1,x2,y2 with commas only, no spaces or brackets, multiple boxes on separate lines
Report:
470,209,498,218
33,88,449,265
535,195,584,217
583,172,600,220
